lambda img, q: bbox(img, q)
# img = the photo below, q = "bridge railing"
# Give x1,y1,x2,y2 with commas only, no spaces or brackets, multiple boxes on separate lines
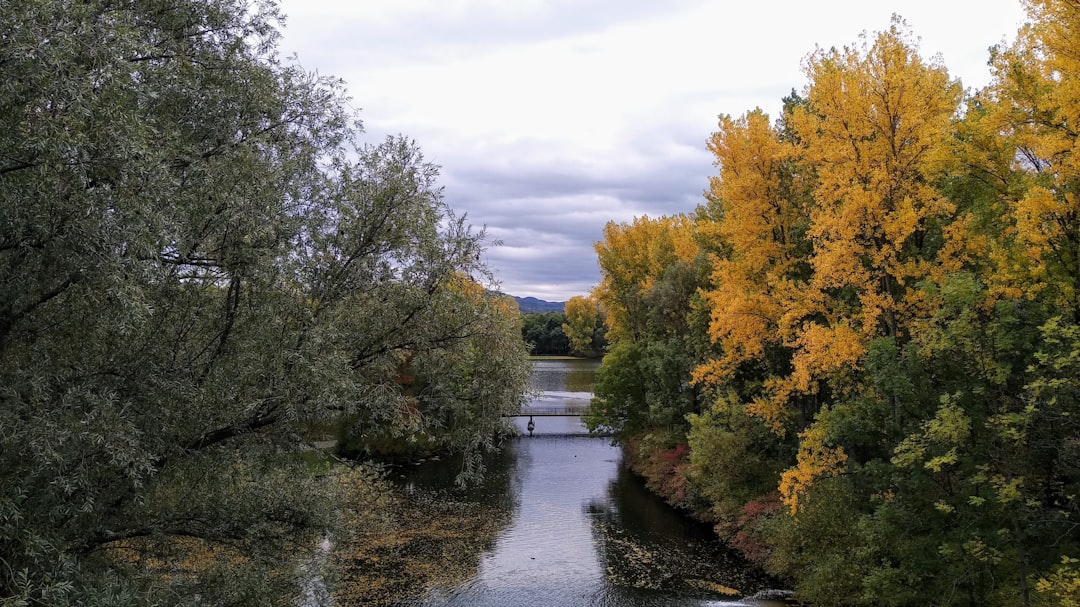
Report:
505,405,589,417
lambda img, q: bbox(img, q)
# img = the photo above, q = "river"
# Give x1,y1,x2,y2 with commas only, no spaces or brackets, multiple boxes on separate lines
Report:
386,358,790,607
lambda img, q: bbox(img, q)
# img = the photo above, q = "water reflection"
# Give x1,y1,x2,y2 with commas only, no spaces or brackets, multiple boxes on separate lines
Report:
394,438,784,607
381,359,786,607
587,466,779,601
530,358,601,394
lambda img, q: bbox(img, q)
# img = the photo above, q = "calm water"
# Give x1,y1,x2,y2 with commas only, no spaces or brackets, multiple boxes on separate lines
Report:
392,359,788,607
516,358,600,435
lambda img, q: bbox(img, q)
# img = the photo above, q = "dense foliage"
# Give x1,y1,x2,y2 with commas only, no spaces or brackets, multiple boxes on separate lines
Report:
586,4,1080,606
0,0,530,604
521,301,606,357
521,312,572,355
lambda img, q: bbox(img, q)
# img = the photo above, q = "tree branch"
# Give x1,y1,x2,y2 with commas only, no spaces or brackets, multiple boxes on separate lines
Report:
180,404,282,453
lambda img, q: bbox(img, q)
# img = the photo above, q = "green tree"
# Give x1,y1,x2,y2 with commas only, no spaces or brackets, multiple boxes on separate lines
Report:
0,0,529,603
521,312,570,355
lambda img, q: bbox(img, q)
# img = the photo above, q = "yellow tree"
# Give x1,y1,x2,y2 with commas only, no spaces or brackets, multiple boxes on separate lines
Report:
794,19,960,336
777,21,960,510
967,0,1080,317
562,294,599,356
592,215,698,343
695,108,810,434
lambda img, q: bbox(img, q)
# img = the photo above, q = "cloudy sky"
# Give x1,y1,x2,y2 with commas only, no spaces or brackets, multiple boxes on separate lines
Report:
275,0,1028,302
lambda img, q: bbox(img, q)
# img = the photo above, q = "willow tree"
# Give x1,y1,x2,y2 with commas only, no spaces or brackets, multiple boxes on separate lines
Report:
0,0,528,603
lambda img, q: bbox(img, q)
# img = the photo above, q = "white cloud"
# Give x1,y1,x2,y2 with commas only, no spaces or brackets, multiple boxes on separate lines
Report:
277,0,1027,301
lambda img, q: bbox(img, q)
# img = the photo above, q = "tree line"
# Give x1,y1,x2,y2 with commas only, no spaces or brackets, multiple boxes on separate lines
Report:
586,3,1079,606
0,0,531,603
521,295,607,357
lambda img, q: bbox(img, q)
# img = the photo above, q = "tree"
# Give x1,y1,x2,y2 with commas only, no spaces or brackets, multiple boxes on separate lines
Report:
562,295,600,356
695,106,812,436
905,3,1080,602
684,13,1080,606
587,214,714,507
763,21,961,510
521,312,570,355
0,0,529,603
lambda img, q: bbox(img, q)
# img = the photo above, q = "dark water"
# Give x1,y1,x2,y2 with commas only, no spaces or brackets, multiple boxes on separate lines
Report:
392,359,787,607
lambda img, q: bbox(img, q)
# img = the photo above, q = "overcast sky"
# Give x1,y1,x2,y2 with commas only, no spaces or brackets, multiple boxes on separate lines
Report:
275,0,1029,302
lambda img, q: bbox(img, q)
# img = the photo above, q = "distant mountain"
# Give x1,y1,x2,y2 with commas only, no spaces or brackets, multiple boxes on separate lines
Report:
512,296,565,314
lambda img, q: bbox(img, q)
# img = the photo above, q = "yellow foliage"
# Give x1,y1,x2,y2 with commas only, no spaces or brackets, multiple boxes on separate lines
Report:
970,0,1080,314
794,21,960,338
702,260,781,374
686,578,741,596
593,215,698,341
707,110,799,275
779,424,849,514
698,23,962,441
788,322,865,395
697,109,807,387
563,294,599,355
745,387,792,437
1036,556,1080,607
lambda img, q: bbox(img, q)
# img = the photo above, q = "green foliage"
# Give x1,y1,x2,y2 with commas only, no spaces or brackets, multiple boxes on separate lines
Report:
687,400,790,566
587,324,707,439
584,5,1080,607
0,0,530,602
586,339,648,435
763,477,876,606
521,312,571,355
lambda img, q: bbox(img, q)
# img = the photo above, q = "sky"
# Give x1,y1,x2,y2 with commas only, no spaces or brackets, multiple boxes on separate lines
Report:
274,0,1029,302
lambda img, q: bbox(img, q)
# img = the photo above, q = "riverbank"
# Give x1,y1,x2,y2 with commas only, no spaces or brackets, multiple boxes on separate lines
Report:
618,436,791,588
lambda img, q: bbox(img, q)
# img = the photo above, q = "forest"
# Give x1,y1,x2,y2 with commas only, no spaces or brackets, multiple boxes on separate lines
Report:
586,2,1080,606
4,0,1079,604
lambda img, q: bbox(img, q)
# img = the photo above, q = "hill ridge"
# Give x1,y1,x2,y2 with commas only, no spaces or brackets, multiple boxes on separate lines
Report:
511,295,565,314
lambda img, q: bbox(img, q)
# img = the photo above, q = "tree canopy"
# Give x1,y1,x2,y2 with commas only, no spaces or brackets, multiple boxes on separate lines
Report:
587,5,1080,606
0,0,530,603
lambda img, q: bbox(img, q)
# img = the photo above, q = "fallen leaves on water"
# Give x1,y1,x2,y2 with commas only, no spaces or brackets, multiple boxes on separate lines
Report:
330,468,508,606
686,578,740,596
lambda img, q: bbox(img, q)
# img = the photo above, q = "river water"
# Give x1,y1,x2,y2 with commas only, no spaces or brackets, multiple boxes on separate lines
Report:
389,358,789,607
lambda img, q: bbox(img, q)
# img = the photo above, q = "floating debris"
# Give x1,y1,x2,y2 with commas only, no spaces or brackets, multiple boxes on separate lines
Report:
330,482,509,606
686,579,740,596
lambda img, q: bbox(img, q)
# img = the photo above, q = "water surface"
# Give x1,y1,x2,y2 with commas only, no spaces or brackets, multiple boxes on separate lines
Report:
391,359,787,606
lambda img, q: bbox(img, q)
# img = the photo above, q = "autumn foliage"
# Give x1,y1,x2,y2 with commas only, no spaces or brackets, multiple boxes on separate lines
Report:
588,4,1080,606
